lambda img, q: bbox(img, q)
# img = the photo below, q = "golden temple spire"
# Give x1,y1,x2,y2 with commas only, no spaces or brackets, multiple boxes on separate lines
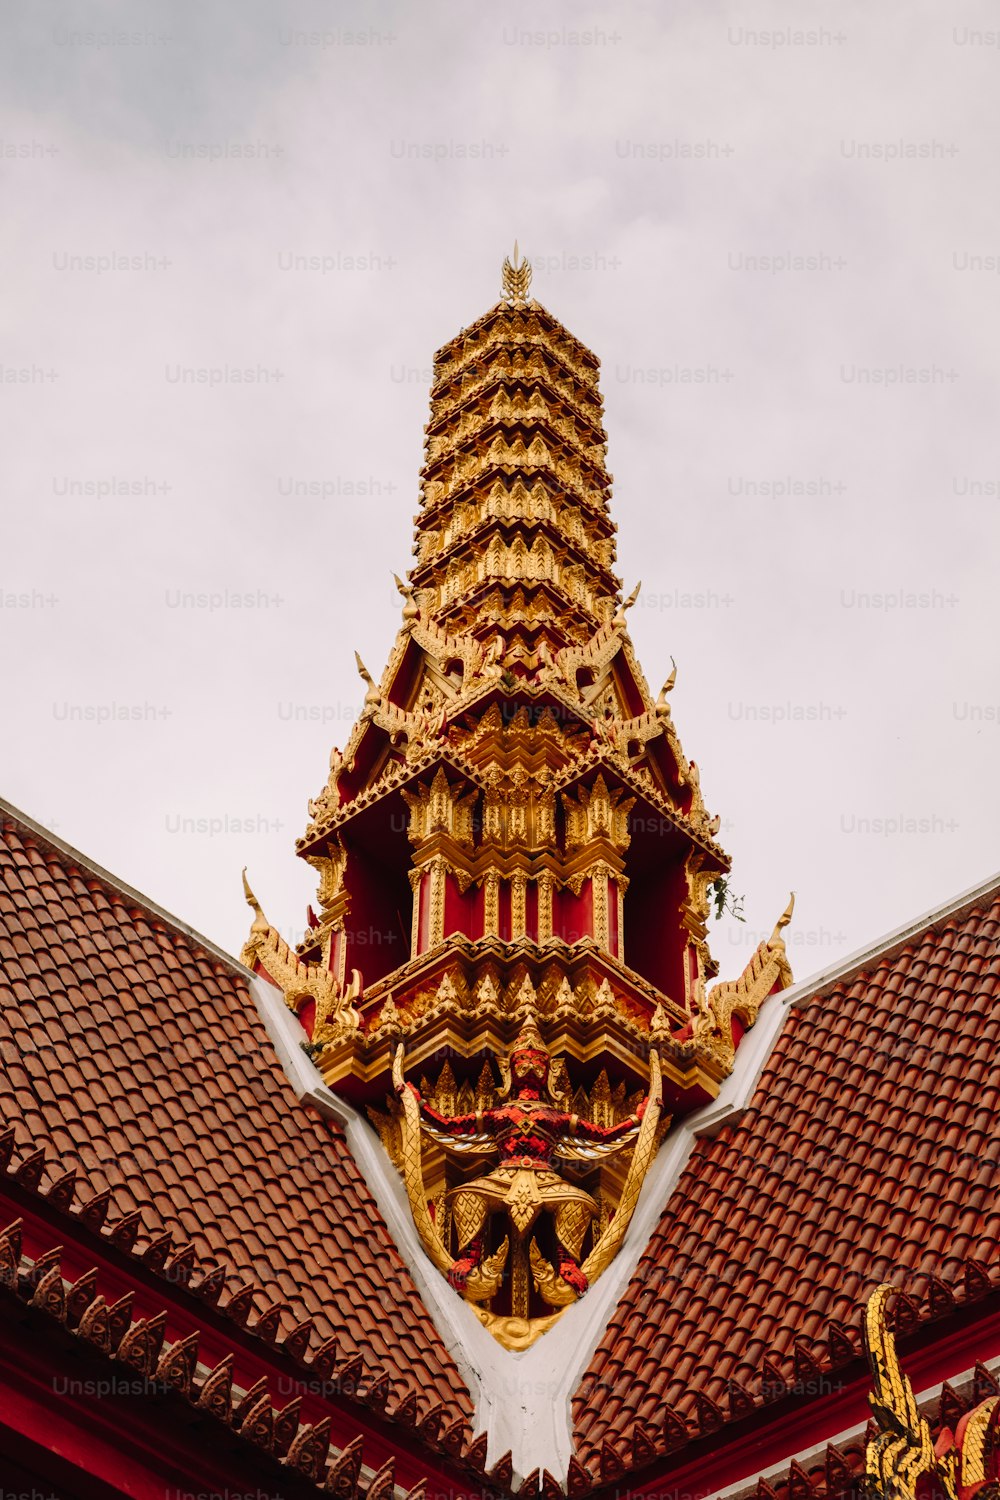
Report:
242,261,785,1352
501,241,532,306
412,247,618,665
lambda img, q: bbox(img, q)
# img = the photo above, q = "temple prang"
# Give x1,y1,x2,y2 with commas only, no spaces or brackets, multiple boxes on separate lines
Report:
241,252,795,1348
0,255,997,1498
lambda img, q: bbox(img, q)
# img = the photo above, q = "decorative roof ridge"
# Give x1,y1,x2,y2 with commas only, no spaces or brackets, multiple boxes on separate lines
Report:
565,1257,1000,1498
0,1213,475,1498
297,730,726,866
421,412,612,484
424,371,609,441
698,1285,1000,1500
416,461,616,527
0,1117,454,1441
0,795,245,977
358,930,687,1018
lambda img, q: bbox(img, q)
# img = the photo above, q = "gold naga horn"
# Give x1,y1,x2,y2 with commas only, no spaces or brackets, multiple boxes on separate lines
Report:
464,1239,510,1305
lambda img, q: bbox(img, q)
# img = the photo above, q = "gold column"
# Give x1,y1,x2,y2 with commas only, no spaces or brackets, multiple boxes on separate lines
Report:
483,870,500,938
592,865,611,951
408,867,424,955
536,871,554,941
511,871,527,940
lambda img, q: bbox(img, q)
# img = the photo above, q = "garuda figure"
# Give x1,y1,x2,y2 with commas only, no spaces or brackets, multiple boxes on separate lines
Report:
393,1020,662,1305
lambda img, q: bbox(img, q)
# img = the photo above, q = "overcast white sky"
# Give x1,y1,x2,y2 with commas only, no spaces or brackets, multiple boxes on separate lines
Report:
2,0,998,986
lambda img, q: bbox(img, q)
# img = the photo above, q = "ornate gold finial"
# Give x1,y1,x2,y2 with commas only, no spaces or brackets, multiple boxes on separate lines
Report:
355,652,381,710
241,868,269,937
614,580,642,627
769,891,795,946
655,658,678,719
501,241,532,306
393,573,419,622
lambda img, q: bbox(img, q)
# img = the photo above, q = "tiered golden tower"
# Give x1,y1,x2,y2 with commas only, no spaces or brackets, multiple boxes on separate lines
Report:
243,252,793,1349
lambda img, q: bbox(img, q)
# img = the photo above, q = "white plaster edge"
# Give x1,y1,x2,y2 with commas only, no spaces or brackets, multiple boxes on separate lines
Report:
246,974,506,1414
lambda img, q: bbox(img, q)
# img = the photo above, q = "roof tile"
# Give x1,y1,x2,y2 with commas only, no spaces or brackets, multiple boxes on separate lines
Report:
572,885,1000,1465
0,812,472,1431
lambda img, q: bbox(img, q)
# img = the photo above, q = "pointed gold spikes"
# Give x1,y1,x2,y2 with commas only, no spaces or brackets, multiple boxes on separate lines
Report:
501,243,532,306
241,868,269,936
655,657,677,717
769,891,796,945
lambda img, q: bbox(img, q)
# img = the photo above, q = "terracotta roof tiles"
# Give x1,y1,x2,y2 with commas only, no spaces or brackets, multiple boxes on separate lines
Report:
0,807,473,1438
571,882,1000,1469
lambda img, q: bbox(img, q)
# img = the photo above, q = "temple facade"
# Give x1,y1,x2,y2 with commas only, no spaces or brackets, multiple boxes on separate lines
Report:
240,247,794,1356
0,256,997,1500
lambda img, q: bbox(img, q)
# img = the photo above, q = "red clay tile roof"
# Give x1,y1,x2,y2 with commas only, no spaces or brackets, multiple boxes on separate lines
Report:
0,1214,404,1498
571,879,1000,1470
0,803,473,1436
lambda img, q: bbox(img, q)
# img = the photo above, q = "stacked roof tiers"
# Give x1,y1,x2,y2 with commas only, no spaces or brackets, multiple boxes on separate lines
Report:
267,295,749,1110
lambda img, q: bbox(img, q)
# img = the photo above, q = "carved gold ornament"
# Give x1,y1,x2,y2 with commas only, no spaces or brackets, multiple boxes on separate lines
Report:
241,259,798,1350
390,1026,663,1350
501,242,532,307
863,1285,1000,1499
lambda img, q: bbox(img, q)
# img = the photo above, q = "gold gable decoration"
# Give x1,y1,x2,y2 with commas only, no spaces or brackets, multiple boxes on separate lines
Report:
242,256,796,1349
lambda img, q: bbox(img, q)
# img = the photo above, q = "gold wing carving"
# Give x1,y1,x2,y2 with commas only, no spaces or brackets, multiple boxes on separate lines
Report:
417,1117,496,1157
554,1123,641,1164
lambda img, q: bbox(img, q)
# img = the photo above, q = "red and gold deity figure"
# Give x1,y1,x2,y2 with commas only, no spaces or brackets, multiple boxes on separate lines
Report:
395,1021,656,1299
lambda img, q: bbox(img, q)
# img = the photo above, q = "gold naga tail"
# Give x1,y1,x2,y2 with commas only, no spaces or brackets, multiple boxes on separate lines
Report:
863,1284,957,1500
393,1045,454,1278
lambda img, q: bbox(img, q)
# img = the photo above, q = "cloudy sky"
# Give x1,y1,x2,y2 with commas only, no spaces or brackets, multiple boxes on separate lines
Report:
3,0,998,985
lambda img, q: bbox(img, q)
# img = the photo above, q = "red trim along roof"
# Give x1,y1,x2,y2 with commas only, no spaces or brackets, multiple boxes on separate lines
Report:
570,878,1000,1478
0,805,474,1440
